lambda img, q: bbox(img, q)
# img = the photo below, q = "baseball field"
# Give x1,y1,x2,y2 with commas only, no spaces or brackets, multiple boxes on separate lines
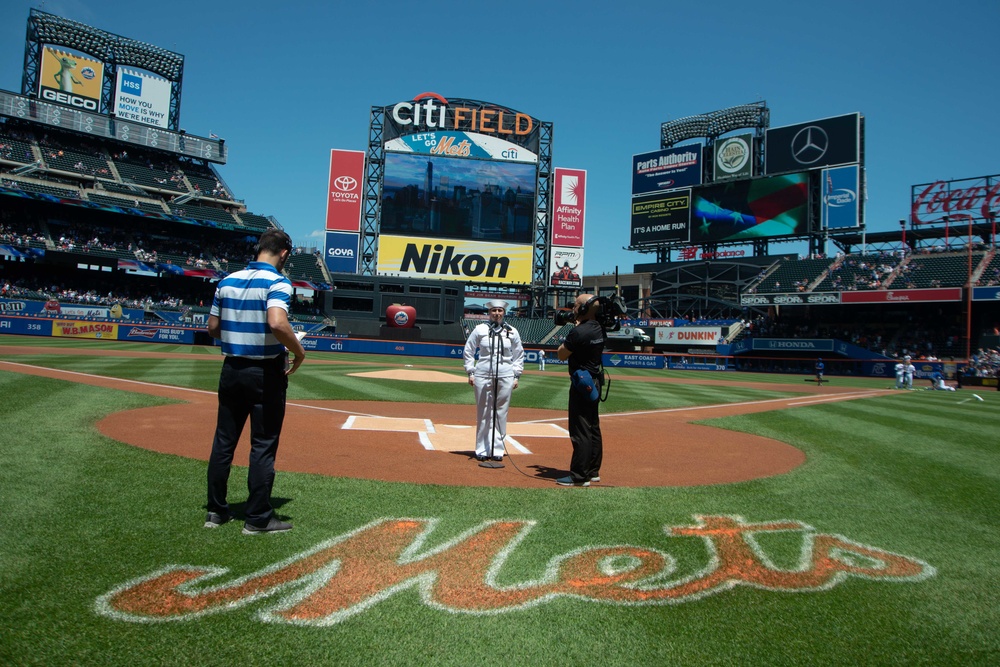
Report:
1,334,998,665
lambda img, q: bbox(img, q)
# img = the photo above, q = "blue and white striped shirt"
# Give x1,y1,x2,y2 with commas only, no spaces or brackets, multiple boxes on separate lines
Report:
210,261,292,359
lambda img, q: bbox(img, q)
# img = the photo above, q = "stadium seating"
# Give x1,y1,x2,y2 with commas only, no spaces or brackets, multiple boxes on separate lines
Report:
902,252,984,288
237,211,274,232
5,178,80,199
40,145,111,176
0,129,37,164
815,254,898,291
753,257,832,293
975,252,1000,286
167,202,239,227
284,253,329,284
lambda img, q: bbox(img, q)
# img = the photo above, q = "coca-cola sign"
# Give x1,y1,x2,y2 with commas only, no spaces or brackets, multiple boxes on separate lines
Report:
910,174,1000,225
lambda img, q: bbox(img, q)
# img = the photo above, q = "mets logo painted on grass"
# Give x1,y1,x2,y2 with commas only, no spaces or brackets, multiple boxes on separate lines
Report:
95,515,934,626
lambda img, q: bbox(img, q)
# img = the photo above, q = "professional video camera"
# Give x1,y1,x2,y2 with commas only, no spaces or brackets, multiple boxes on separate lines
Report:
553,294,628,331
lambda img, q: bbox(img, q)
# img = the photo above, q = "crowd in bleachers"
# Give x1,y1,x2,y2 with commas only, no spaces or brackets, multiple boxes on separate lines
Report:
966,347,1000,377
0,222,47,248
1,275,191,311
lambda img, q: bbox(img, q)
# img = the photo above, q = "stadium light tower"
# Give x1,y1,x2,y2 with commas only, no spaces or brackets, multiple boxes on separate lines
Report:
899,219,906,251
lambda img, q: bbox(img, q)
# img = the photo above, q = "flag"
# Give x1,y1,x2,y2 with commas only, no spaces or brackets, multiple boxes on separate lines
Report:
209,132,219,139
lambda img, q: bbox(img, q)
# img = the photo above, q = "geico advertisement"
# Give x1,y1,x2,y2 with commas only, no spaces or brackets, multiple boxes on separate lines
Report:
38,46,104,111
377,235,533,284
53,320,118,339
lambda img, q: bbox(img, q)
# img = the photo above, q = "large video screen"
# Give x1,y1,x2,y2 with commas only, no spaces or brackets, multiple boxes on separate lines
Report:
690,172,809,243
381,151,536,245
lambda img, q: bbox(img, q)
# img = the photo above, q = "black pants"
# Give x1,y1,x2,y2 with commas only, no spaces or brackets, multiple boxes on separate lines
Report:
568,381,602,481
207,355,287,526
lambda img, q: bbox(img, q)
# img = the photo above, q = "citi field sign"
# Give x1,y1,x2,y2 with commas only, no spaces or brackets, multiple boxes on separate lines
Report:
385,93,540,151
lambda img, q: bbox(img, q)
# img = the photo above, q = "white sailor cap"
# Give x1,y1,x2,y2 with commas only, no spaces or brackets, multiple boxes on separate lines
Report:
485,299,509,311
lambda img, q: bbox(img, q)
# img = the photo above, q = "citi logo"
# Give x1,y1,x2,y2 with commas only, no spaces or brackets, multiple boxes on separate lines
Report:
334,176,358,192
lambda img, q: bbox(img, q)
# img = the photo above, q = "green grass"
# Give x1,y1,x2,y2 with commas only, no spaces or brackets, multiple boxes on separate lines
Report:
1,335,998,665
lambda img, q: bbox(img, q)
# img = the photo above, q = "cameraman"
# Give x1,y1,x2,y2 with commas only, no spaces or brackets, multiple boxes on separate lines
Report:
555,294,606,486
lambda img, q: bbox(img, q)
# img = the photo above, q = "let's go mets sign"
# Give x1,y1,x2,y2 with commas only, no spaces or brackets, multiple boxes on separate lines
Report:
96,515,934,626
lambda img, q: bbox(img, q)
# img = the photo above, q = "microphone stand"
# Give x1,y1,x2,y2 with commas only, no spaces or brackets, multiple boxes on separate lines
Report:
479,322,504,469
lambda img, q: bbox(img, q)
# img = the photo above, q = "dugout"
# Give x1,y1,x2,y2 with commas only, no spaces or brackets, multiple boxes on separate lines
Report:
320,274,465,343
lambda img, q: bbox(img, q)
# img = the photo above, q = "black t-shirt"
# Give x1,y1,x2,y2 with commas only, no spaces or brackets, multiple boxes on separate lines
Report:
564,319,605,376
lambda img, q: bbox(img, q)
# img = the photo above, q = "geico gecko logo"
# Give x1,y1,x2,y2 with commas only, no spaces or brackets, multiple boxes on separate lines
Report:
390,93,534,137
95,515,934,626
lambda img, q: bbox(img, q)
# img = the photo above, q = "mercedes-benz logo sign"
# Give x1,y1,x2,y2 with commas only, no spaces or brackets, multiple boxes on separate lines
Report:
333,176,358,192
790,126,828,165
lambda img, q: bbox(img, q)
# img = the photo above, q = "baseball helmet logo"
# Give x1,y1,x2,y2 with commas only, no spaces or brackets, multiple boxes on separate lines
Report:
790,126,829,165
333,176,358,192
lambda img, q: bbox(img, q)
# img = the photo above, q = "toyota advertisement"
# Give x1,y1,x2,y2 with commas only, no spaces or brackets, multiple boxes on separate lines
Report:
325,149,365,232
765,113,860,175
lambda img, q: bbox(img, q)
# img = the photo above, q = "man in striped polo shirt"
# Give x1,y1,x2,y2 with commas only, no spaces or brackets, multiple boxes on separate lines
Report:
204,229,306,534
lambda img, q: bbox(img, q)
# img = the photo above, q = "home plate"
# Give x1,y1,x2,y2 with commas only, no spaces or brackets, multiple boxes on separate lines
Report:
342,416,568,453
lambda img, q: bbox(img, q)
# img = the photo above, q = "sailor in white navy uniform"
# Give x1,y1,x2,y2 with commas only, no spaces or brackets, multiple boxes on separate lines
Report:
463,300,524,461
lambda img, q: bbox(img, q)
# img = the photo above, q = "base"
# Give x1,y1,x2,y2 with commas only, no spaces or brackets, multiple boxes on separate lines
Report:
478,460,504,469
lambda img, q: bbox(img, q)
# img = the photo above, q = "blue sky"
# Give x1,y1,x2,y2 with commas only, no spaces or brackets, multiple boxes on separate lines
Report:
2,0,997,277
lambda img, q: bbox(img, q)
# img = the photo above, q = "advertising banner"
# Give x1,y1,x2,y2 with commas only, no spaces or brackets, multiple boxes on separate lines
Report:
740,292,842,306
632,146,702,196
551,168,586,247
765,113,860,175
549,247,584,288
690,172,808,243
118,326,195,344
821,165,860,229
114,68,172,128
713,134,753,182
0,316,51,336
752,338,835,352
377,235,533,285
324,231,360,274
382,93,540,154
630,189,692,245
973,286,1000,301
37,46,103,112
655,326,723,346
384,131,537,163
52,320,118,339
840,288,961,304
910,174,1000,226
325,150,365,232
